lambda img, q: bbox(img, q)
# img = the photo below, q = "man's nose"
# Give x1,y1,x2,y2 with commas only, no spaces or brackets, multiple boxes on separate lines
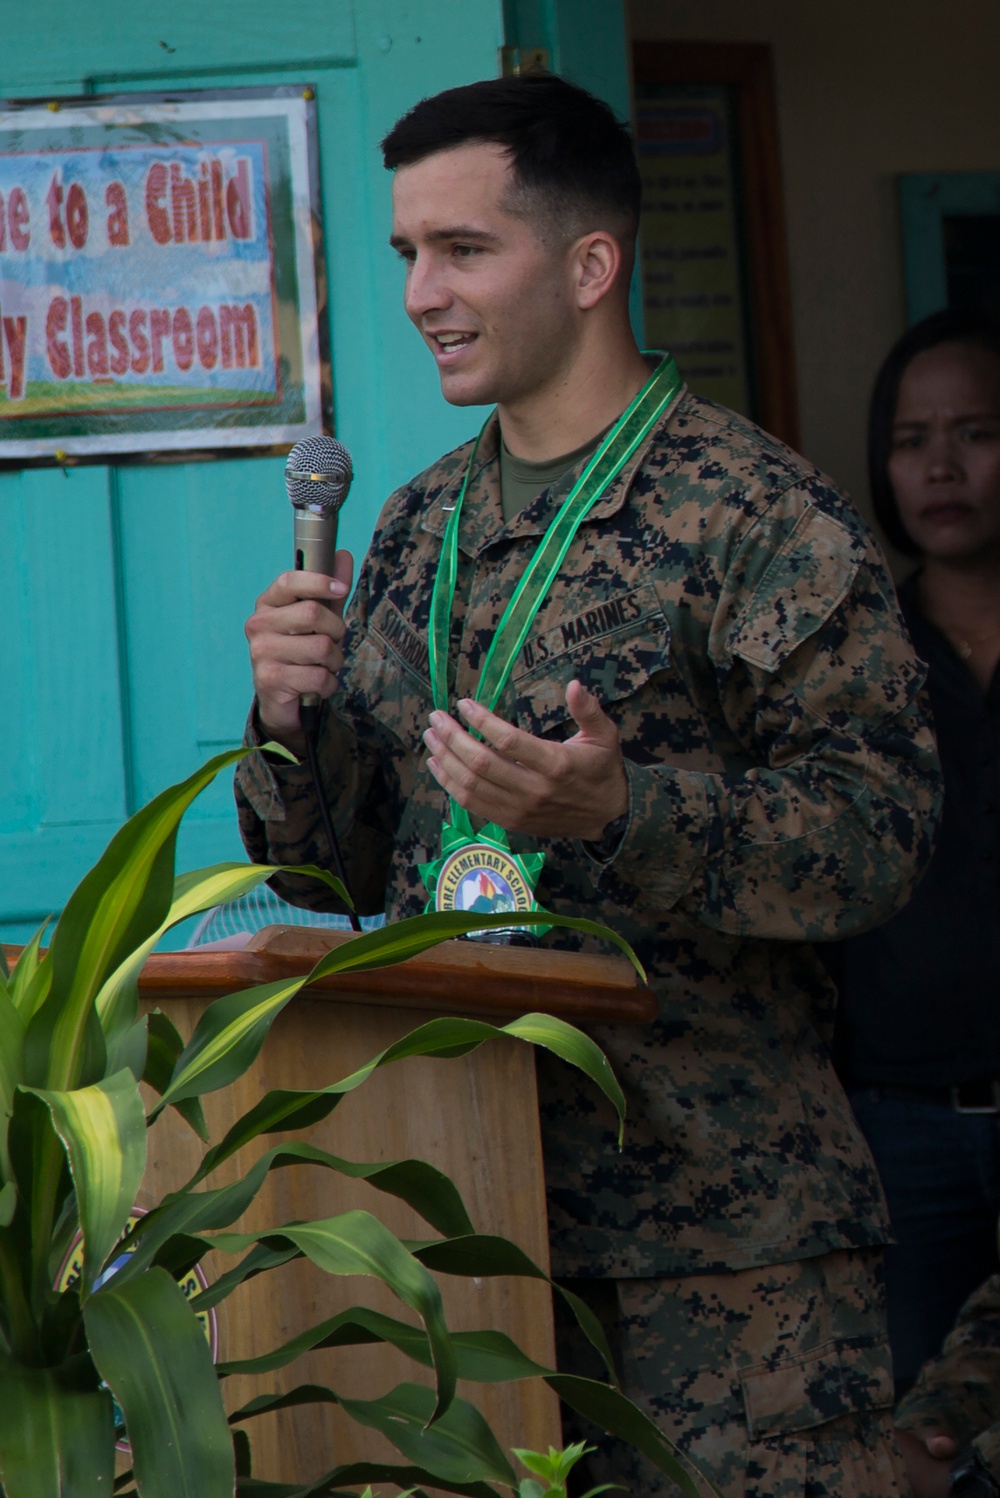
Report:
404,256,451,320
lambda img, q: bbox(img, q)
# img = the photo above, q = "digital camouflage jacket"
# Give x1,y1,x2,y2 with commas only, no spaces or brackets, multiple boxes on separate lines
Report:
895,1271,1000,1481
236,390,941,1278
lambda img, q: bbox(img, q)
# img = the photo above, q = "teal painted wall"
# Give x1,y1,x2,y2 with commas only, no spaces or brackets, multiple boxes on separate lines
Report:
0,0,504,944
1,0,632,946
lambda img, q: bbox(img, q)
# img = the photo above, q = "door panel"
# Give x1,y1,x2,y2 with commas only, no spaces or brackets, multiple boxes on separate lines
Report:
2,0,636,944
1,3,503,945
1,3,356,91
1,464,130,942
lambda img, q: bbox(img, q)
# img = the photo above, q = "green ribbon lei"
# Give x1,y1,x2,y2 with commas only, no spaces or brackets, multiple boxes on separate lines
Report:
426,352,682,841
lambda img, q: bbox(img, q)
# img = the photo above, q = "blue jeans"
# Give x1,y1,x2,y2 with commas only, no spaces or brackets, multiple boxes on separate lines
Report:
850,1088,1000,1392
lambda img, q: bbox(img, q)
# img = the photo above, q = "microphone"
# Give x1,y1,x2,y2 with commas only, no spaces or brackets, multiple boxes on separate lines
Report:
283,434,361,931
286,434,354,580
285,436,353,713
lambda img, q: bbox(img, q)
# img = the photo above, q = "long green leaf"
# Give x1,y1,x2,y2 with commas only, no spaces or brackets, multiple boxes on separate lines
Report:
0,1352,115,1498
96,860,345,1049
233,1458,497,1498
218,1307,546,1386
114,1136,472,1297
227,1336,702,1494
185,1240,301,1313
143,1010,208,1141
157,908,641,1113
544,1374,708,1498
301,910,644,983
175,1006,619,1180
201,1142,474,1237
216,1306,428,1378
6,1086,74,1324
229,1383,337,1420
0,986,26,1177
112,1143,468,1324
108,1155,304,1288
84,1266,234,1498
7,920,50,1016
25,747,255,1096
443,1328,549,1384
337,1382,515,1486
492,1013,626,1142
25,1069,147,1296
155,977,306,1109
230,1384,513,1495
412,1236,618,1385
0,1179,17,1226
212,1210,456,1421
104,1016,149,1088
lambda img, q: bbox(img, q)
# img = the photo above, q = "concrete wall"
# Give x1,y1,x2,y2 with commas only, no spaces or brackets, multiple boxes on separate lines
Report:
628,0,1000,553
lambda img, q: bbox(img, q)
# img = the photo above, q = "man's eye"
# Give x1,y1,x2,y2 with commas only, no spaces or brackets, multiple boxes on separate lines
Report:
452,244,480,258
394,247,416,265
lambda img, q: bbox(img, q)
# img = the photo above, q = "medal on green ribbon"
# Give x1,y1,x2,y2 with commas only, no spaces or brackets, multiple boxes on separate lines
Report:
419,353,683,921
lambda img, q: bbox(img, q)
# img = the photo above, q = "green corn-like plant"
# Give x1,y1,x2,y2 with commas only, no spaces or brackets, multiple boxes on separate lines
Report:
513,1441,619,1498
0,748,703,1498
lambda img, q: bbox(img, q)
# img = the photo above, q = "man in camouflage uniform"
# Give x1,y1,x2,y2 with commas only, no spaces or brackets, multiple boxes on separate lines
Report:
896,1276,1000,1495
238,74,939,1495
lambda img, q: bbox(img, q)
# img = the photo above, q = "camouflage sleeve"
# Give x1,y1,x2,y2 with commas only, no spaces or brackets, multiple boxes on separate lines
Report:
896,1273,1000,1481
232,697,396,916
592,489,941,941
233,542,402,917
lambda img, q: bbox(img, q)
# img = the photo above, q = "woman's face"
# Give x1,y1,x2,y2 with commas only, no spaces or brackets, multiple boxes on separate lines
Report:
889,340,1000,562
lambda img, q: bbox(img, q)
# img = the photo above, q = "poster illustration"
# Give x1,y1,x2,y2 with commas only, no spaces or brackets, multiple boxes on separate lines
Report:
0,87,325,460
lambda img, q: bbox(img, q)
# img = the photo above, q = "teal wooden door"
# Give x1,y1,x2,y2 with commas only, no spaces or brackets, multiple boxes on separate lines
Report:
0,0,505,945
1,0,632,946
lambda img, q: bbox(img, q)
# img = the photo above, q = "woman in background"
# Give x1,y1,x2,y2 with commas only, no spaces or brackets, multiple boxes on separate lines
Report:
833,307,1000,1397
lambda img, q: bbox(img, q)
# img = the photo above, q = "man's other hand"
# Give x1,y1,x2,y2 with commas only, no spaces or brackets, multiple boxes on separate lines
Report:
245,551,354,743
896,1425,959,1498
423,679,628,842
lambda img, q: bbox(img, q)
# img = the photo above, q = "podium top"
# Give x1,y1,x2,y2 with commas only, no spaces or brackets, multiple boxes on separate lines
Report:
135,926,657,1024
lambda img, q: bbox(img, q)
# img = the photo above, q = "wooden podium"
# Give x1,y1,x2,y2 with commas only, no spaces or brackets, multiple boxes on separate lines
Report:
135,928,655,1484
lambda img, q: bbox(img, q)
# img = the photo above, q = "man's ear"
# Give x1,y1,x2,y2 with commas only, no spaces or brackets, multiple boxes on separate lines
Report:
572,230,624,310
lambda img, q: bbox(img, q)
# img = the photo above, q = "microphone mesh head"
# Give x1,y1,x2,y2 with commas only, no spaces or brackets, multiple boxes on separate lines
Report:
285,436,353,512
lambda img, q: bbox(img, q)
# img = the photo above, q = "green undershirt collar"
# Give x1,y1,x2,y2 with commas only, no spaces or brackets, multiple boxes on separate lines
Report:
498,422,612,523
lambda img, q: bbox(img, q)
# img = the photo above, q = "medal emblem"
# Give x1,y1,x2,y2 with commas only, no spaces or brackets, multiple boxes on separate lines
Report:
420,819,547,930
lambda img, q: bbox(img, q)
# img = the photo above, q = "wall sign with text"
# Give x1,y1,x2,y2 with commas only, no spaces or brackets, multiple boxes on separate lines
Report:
0,87,327,462
635,83,753,419
632,42,800,450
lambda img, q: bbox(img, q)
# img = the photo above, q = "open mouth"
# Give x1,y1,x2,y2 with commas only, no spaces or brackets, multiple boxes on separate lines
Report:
431,331,477,356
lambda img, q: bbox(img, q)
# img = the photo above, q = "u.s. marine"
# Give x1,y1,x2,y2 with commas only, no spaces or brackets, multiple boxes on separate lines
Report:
237,72,940,1497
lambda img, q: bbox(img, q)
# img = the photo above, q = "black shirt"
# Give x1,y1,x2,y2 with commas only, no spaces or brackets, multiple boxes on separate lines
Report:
834,572,1000,1088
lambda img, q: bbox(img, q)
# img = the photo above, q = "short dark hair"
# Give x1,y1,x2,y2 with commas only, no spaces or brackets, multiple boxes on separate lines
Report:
869,306,1000,556
381,73,641,246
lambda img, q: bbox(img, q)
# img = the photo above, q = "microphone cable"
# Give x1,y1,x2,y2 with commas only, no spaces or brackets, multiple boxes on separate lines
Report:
301,702,362,933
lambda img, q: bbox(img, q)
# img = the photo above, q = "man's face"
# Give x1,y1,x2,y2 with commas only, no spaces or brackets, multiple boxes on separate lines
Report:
390,142,580,414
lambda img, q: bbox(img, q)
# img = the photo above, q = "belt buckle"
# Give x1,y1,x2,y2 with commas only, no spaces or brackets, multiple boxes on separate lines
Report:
951,1080,1000,1114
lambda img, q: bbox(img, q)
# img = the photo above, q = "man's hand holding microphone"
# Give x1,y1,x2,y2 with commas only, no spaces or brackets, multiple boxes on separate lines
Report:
245,437,355,750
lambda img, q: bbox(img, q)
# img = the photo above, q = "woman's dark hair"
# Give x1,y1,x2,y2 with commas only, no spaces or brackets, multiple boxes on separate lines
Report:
381,73,641,246
869,307,1000,555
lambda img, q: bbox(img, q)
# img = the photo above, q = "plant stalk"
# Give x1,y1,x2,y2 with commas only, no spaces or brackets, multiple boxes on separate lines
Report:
0,1230,37,1360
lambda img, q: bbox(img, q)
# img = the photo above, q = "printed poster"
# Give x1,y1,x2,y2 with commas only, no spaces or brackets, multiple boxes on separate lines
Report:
0,87,326,460
635,84,754,418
